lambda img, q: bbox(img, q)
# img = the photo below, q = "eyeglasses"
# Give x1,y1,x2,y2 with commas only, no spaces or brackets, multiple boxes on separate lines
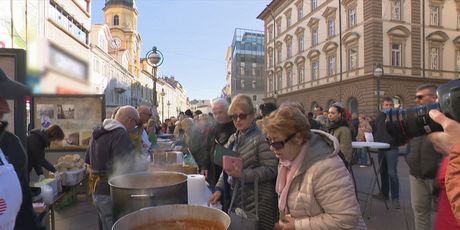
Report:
415,94,433,100
230,113,249,121
266,133,296,150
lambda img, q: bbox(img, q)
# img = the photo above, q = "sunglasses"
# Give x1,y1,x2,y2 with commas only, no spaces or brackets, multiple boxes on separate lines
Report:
266,133,296,150
230,113,249,121
415,94,433,100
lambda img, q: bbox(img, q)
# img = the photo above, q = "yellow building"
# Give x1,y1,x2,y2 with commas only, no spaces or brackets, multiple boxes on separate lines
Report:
103,0,141,77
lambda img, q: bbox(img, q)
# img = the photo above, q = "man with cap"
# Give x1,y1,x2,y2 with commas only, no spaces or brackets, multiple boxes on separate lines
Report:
0,68,44,229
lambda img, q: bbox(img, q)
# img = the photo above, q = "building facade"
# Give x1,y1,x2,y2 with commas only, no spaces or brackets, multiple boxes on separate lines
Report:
258,0,460,116
225,28,266,110
0,0,93,93
155,76,189,122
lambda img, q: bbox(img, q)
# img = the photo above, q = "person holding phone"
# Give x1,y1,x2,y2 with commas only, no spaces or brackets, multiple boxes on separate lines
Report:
258,106,366,230
208,94,278,230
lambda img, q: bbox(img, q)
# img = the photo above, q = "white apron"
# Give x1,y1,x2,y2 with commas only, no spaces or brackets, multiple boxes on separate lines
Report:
0,148,22,230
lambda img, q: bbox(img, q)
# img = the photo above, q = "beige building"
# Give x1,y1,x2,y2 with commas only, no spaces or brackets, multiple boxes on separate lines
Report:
258,0,460,116
156,76,189,122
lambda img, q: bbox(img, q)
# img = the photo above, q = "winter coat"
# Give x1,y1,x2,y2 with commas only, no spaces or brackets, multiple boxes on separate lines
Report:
85,119,135,195
328,126,353,163
406,135,442,179
446,144,460,223
356,119,372,142
287,130,367,230
26,129,56,175
372,112,397,146
216,122,278,230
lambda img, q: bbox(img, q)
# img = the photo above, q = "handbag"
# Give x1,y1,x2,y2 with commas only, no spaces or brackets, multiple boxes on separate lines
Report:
227,175,259,230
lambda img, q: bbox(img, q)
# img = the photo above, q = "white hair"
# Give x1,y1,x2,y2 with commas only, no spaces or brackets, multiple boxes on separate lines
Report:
211,98,229,110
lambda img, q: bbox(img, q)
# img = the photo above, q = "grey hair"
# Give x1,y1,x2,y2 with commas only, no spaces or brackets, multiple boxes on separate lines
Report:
211,98,229,110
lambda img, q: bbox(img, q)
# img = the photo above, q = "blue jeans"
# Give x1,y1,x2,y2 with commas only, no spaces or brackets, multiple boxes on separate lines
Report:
357,148,369,165
92,194,113,230
378,147,400,199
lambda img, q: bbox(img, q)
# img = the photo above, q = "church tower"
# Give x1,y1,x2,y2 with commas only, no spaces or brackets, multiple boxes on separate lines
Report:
104,0,142,77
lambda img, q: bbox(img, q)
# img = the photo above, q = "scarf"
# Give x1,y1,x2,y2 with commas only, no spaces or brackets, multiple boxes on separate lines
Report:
276,142,308,214
326,117,349,132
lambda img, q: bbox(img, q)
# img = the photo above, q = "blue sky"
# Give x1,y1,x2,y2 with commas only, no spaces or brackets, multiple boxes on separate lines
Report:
91,0,270,100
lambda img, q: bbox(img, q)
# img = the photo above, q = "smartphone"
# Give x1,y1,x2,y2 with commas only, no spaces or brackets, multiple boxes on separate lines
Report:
223,156,243,172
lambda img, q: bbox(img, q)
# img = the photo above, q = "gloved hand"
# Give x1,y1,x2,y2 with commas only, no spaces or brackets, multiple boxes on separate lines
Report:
38,174,45,182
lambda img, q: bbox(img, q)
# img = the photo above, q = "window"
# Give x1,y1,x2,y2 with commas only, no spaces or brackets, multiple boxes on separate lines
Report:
240,63,245,75
113,15,119,26
252,80,257,89
348,48,357,70
240,79,245,88
328,18,335,37
456,50,460,71
277,47,282,63
298,35,304,52
311,60,319,80
311,0,317,11
287,69,293,87
458,12,460,28
252,63,257,76
253,95,257,101
392,0,401,20
430,6,440,26
268,51,273,67
430,47,440,70
391,43,402,66
298,65,305,83
268,27,273,41
298,5,304,20
287,14,292,27
277,72,282,89
287,42,292,58
348,8,357,28
328,55,336,76
269,76,274,92
276,21,282,36
312,28,318,46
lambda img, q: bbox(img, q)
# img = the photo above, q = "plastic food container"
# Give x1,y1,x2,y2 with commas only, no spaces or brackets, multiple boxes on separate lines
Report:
61,167,85,186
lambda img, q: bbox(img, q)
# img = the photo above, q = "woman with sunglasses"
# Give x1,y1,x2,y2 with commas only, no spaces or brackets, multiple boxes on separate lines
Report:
326,103,353,167
258,106,366,230
208,94,278,230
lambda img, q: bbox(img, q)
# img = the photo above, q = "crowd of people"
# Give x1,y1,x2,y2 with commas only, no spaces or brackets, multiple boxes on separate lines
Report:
2,62,460,230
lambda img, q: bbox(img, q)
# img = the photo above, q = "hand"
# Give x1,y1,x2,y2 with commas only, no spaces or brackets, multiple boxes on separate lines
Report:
225,162,242,178
428,110,460,155
274,215,295,230
207,191,222,206
200,169,208,178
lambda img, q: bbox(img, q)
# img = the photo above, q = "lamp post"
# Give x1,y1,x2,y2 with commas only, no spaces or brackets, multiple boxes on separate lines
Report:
373,64,384,111
160,88,165,122
145,46,164,107
167,100,171,119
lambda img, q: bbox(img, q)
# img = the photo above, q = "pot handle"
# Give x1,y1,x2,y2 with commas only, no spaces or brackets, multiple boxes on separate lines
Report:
130,194,155,199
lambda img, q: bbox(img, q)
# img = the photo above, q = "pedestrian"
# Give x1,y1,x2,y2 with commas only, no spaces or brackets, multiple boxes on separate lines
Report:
326,103,353,167
407,83,443,230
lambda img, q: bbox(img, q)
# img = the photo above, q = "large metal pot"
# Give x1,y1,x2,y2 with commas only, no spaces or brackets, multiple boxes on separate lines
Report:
109,171,187,221
112,204,231,230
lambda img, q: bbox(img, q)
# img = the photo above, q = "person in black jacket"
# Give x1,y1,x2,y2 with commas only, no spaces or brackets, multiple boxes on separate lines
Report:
27,124,64,178
373,96,401,209
0,66,44,230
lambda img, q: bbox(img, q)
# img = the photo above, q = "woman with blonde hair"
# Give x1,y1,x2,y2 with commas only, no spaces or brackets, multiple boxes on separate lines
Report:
208,94,278,230
258,106,366,230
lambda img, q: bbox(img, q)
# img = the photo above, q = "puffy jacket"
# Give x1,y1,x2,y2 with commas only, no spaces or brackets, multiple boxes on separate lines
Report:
287,130,367,230
406,136,442,179
216,122,278,230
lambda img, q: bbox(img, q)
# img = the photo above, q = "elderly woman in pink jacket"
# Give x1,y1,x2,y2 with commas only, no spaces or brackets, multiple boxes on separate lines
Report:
258,106,367,230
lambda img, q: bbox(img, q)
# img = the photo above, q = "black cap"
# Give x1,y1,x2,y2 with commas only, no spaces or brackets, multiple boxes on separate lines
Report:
0,68,31,99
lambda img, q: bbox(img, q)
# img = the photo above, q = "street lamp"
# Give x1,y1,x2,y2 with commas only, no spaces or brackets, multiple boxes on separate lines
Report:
373,64,384,111
167,100,171,118
145,46,164,107
160,88,165,122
